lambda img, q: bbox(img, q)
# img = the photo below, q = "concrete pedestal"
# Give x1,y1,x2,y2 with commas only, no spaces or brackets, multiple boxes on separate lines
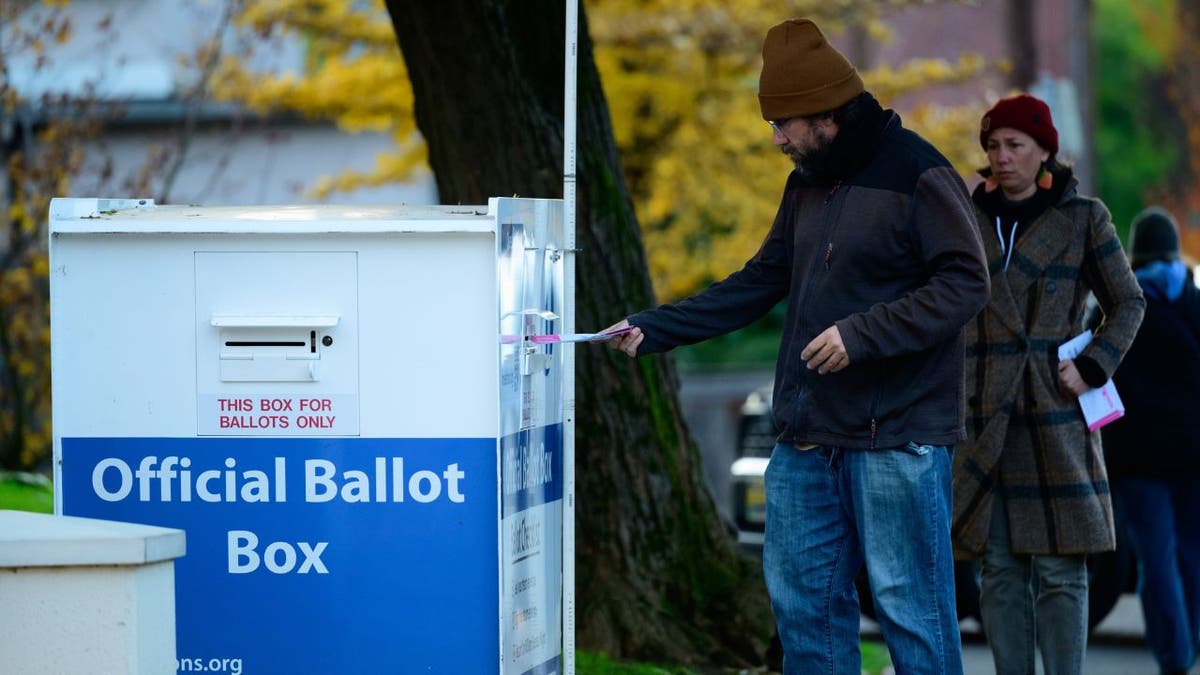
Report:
0,510,185,675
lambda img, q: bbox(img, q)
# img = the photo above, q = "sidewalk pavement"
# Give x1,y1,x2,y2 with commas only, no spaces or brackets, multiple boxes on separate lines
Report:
863,594,1200,675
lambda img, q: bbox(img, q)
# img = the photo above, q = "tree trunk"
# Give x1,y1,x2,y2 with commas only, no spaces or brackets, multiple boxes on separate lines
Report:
1005,0,1037,89
385,0,772,666
1177,0,1200,184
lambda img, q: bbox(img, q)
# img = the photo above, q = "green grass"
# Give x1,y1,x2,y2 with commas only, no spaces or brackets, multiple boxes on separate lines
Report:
577,652,698,675
0,472,54,513
861,640,892,674
578,645,892,674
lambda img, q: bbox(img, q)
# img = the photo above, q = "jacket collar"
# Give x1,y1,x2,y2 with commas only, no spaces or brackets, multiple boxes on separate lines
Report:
825,96,892,181
795,93,892,186
978,174,1080,336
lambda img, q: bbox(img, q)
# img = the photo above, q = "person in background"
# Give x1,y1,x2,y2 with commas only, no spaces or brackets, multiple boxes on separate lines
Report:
1091,206,1200,675
607,17,989,675
952,93,1145,675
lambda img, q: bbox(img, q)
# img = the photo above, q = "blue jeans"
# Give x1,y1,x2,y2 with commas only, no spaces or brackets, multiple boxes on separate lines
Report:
762,442,962,674
1113,478,1200,672
979,492,1088,675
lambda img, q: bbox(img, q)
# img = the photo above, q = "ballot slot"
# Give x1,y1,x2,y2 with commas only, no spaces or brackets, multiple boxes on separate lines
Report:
213,315,338,382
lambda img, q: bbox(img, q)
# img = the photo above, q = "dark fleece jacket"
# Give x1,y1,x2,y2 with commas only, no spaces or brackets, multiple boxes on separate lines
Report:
629,96,990,448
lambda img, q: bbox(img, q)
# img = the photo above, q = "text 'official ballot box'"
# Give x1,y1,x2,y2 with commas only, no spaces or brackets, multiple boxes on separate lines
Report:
50,197,569,675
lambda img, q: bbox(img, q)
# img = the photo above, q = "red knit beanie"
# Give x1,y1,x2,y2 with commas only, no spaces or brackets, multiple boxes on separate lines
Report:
979,94,1059,155
758,19,864,119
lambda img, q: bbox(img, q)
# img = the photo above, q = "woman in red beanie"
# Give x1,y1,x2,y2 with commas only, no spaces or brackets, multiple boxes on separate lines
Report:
951,93,1146,675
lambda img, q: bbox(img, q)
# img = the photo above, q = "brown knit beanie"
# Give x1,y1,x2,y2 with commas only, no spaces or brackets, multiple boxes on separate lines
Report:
758,19,864,120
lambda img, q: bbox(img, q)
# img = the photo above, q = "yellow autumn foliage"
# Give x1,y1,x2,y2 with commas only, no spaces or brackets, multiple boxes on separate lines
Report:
0,1,80,469
862,54,988,103
213,1,991,299
212,0,423,200
27,0,996,332
589,0,991,299
0,157,60,469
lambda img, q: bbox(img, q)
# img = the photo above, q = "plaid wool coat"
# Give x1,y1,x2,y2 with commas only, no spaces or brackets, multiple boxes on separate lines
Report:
952,178,1145,557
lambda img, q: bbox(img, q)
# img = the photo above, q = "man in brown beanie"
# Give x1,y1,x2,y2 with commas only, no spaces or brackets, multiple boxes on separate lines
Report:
605,18,987,674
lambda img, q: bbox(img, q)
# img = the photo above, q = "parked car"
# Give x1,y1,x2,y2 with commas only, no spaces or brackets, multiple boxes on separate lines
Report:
729,382,1135,628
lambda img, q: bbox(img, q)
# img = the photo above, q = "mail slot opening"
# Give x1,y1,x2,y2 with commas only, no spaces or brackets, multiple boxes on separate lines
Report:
213,318,338,382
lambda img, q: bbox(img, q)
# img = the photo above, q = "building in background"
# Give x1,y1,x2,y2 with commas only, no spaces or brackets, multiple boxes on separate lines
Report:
841,0,1093,191
4,0,436,207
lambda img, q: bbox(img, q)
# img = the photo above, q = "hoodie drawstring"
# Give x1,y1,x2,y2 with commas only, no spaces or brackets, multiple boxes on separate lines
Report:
995,216,1018,271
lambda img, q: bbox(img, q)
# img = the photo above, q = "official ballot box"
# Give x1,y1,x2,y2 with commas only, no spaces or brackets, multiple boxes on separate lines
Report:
49,197,570,674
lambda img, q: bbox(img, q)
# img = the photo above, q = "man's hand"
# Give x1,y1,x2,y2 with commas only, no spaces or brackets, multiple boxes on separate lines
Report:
603,319,643,358
802,325,850,374
1057,358,1090,396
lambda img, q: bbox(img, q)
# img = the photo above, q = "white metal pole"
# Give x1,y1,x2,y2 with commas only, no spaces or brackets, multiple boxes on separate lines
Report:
562,0,578,673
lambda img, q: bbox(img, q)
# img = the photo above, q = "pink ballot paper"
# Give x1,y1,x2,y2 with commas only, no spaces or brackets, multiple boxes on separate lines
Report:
528,325,635,344
1058,330,1124,431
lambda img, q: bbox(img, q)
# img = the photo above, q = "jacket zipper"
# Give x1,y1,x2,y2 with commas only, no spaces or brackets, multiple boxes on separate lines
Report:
795,181,846,437
824,181,842,205
869,363,883,450
799,181,844,309
822,182,842,269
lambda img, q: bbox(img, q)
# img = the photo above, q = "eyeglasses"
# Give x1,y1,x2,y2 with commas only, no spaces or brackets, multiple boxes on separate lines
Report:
768,117,794,135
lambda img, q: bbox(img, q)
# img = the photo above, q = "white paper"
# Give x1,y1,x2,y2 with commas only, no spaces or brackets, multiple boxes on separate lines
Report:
1058,330,1124,431
500,325,635,345
529,326,634,344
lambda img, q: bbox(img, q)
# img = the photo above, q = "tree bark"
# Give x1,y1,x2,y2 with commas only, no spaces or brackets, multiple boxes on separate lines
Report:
385,0,772,666
1176,0,1200,184
1005,0,1037,89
